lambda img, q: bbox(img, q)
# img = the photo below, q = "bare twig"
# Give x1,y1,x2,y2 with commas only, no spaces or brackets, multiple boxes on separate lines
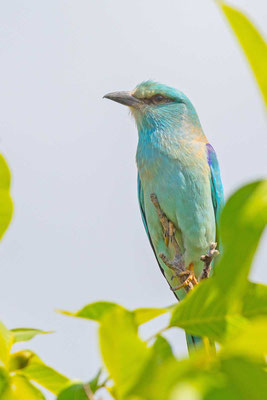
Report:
199,242,219,280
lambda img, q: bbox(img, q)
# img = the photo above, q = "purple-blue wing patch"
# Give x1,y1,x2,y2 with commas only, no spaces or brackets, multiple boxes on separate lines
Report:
206,143,224,229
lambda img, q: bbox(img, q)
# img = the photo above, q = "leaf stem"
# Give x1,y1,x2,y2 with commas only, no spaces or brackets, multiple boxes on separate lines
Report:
203,337,216,357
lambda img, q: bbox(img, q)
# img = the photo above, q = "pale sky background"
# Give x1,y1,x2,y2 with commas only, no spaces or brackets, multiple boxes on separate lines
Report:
0,0,266,399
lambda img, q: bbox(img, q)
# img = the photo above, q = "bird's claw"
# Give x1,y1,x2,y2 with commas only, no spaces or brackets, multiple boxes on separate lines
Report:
171,276,194,291
171,265,198,290
199,242,219,280
159,253,198,291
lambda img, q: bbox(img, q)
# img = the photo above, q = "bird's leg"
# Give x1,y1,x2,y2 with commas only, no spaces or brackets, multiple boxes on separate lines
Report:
150,193,171,246
199,242,219,281
150,193,197,293
169,261,198,292
161,255,197,292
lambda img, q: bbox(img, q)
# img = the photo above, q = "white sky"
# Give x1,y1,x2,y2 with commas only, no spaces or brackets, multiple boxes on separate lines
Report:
0,1,266,399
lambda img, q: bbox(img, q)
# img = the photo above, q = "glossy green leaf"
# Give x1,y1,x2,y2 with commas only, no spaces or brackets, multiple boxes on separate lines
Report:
57,382,89,400
99,307,150,398
136,352,216,400
58,301,122,322
215,180,267,295
242,282,267,318
10,328,52,343
57,371,102,400
128,336,175,399
1,375,45,400
219,2,267,107
60,302,170,327
0,321,13,367
204,357,267,400
17,353,69,395
170,278,245,340
204,386,240,400
9,350,34,372
222,318,267,358
58,369,103,399
170,181,267,340
0,155,13,240
150,335,174,362
220,357,267,400
133,307,169,325
0,368,9,396
88,368,102,393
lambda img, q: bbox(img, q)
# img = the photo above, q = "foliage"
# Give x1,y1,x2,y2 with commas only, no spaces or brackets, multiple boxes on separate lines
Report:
0,155,13,240
0,322,70,399
57,180,267,400
0,2,266,400
219,1,267,107
1,177,265,399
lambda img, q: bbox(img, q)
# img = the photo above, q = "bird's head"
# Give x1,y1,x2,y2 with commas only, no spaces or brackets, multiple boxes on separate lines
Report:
104,81,201,133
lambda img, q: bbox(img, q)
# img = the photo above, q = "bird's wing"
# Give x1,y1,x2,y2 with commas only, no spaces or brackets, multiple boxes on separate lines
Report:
137,174,165,278
206,143,224,243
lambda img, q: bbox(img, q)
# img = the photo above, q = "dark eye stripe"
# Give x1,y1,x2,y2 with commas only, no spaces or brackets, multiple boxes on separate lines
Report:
143,95,173,105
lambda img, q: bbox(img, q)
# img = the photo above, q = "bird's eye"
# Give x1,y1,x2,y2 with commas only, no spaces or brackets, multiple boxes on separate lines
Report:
142,94,172,105
151,94,165,104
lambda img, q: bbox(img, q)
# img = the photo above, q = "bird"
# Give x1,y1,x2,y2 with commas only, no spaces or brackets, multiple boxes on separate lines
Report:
104,81,224,350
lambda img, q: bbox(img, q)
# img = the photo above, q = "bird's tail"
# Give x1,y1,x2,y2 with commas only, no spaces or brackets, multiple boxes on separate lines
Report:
186,333,216,355
171,288,205,355
185,333,203,354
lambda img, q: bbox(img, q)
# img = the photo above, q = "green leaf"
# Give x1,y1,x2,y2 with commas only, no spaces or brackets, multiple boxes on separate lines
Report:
0,155,13,240
58,301,122,322
99,307,150,398
220,357,267,400
215,180,267,295
57,370,102,400
10,328,52,343
0,368,9,396
162,356,267,400
9,350,34,372
151,335,174,362
128,336,175,399
0,321,13,367
88,369,102,393
17,353,70,395
222,317,267,358
219,2,267,107
204,356,267,400
133,307,169,325
57,382,89,400
204,385,239,400
60,302,170,327
242,282,267,318
1,375,45,400
169,181,267,340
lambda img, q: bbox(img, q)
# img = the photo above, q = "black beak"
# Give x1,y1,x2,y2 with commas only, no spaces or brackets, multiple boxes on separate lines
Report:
103,91,141,107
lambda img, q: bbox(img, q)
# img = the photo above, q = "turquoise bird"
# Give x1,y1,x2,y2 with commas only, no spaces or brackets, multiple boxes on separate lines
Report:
104,81,224,349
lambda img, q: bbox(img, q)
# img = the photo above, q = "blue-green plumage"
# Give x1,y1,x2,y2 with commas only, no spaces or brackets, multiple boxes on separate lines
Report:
104,81,224,350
